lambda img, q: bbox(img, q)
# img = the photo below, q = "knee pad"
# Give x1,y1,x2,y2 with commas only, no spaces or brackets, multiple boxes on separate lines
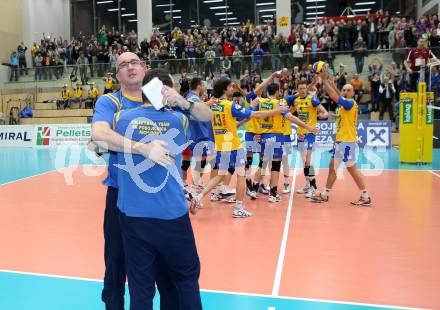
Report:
200,159,207,169
309,165,315,177
271,161,281,172
181,160,191,172
304,166,310,176
227,168,235,175
258,159,264,168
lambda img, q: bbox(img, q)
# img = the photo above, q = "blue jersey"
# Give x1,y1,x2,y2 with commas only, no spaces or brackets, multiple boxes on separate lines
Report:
92,91,143,188
186,91,214,143
114,104,190,219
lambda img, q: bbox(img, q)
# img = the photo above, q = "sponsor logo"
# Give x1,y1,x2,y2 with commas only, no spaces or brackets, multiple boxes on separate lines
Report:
36,126,51,145
402,98,413,124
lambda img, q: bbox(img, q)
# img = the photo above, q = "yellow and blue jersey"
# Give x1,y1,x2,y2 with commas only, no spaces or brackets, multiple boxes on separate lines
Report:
244,92,261,134
92,91,143,188
186,91,214,143
292,95,320,135
335,97,358,143
113,104,189,219
256,97,287,134
211,99,252,151
104,78,113,90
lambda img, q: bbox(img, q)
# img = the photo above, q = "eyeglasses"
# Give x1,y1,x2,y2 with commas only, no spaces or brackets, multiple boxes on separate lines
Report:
117,59,144,71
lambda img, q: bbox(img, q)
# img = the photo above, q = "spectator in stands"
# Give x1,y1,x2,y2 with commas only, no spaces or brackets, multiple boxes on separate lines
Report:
292,38,304,70
370,72,381,112
379,75,396,122
350,74,365,104
392,30,407,69
232,46,243,80
103,72,115,94
34,52,44,81
58,84,72,109
77,51,89,85
9,51,19,82
368,17,378,50
353,37,368,74
252,43,264,74
321,36,336,72
368,57,383,80
86,83,100,109
71,83,84,108
306,36,322,64
335,64,348,90
268,35,282,71
206,73,214,98
17,42,28,76
404,38,439,91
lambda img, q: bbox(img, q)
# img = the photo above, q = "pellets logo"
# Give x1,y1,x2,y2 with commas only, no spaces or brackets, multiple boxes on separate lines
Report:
36,126,51,145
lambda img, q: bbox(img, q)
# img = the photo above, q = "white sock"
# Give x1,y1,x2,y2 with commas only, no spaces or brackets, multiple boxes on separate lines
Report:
322,188,331,198
284,175,290,185
361,189,369,199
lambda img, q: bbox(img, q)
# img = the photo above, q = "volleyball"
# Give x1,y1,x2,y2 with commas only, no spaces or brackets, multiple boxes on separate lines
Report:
313,61,327,73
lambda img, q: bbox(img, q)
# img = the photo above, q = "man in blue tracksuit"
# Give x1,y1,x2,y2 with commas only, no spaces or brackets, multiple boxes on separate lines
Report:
92,53,180,310
114,69,209,309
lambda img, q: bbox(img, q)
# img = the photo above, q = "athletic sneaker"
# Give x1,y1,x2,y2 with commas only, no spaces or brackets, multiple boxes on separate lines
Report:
195,181,205,190
350,197,372,207
268,195,282,203
296,185,311,194
190,194,203,215
222,196,236,203
220,185,236,196
232,207,253,218
282,183,290,194
258,184,269,195
246,187,258,199
248,190,257,200
310,192,329,203
210,193,222,201
305,187,316,199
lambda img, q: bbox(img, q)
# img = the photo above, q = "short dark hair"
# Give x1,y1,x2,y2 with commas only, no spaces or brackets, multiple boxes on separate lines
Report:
266,83,280,96
142,68,173,102
297,80,308,88
190,77,202,90
213,78,231,98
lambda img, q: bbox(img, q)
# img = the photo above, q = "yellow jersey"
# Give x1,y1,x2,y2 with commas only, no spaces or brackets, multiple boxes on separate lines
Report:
257,98,285,134
335,97,358,142
280,98,292,136
244,99,260,134
211,99,250,151
295,95,319,135
88,87,100,99
104,78,113,90
74,88,83,99
61,89,72,99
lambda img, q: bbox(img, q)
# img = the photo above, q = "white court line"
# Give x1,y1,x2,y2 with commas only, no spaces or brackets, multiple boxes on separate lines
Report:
0,269,423,310
0,170,54,187
429,170,440,178
271,156,300,297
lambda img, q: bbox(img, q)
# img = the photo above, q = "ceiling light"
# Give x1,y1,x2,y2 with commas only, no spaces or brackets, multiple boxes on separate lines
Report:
108,8,126,11
121,13,135,17
215,12,233,15
128,19,138,22
203,0,222,2
97,1,113,4
156,4,175,7
210,6,229,9
306,5,325,9
256,2,275,6
258,8,276,12
219,17,237,20
306,11,324,15
355,1,376,5
164,9,182,13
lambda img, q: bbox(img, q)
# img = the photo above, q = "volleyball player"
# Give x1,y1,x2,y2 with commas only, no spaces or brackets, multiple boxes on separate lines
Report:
310,67,372,206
